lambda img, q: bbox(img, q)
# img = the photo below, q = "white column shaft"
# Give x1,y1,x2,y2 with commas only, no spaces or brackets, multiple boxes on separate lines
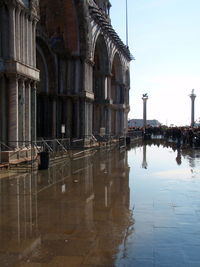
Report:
9,6,16,59
25,82,31,142
9,77,19,147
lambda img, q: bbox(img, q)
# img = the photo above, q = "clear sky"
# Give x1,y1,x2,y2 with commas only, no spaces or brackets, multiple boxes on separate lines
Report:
110,0,200,126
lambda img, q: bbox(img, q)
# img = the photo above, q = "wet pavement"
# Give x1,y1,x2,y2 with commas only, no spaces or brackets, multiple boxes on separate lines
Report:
0,140,200,266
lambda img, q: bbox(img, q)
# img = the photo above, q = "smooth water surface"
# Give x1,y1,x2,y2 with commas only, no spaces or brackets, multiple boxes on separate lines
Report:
0,141,200,267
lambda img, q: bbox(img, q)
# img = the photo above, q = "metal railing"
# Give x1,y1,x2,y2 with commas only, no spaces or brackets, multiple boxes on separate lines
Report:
0,134,139,167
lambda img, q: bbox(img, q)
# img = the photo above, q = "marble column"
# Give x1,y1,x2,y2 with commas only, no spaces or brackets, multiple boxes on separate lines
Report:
190,89,196,127
8,76,19,148
25,13,29,65
32,20,37,67
74,99,80,138
25,81,31,144
52,99,57,138
9,5,16,59
15,7,21,61
142,94,148,128
23,12,26,63
31,83,37,142
20,12,24,63
0,76,7,143
18,79,25,146
28,18,32,66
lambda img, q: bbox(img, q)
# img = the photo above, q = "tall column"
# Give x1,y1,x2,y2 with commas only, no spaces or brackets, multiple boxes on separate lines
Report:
23,12,26,63
52,99,57,137
29,20,33,67
20,12,24,63
9,4,16,59
15,7,21,61
0,76,7,143
32,20,37,67
25,81,31,144
190,89,196,127
142,94,148,128
18,79,25,146
25,13,29,65
8,76,19,148
31,83,37,142
74,99,80,138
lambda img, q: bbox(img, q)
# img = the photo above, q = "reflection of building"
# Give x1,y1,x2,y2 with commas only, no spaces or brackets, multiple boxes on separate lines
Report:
0,0,132,157
0,172,39,266
0,149,131,265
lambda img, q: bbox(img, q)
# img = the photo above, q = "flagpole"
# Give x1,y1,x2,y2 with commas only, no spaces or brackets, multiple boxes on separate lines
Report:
126,0,129,47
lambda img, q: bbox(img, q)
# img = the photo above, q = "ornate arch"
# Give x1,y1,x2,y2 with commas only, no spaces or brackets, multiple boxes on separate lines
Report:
36,36,56,93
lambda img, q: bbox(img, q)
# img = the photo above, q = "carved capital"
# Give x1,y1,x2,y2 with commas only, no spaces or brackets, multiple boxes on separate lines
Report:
30,0,39,17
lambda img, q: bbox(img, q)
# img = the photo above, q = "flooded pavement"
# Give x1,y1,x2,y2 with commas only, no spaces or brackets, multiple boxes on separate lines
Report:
1,141,200,267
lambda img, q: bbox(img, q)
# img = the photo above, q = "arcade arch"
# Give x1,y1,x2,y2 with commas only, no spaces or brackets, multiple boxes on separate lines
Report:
93,34,109,135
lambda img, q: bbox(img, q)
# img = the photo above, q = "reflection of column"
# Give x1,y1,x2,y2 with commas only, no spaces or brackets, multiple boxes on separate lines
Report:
17,178,21,243
8,76,19,148
190,89,196,127
142,144,148,169
142,94,148,128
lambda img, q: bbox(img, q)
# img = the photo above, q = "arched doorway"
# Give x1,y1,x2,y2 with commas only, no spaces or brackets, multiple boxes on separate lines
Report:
36,38,56,139
93,34,109,136
111,53,124,135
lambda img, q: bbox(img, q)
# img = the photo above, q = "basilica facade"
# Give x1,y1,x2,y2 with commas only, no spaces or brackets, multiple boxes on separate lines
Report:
0,0,131,152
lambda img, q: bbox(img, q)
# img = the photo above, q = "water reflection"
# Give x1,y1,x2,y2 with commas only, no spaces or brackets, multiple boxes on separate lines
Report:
1,141,200,266
176,149,182,165
117,141,200,266
0,149,132,266
142,144,148,169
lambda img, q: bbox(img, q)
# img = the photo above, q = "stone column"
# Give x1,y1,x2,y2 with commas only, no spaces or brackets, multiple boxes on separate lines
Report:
18,79,26,146
190,89,196,127
74,99,80,138
66,99,72,138
142,94,148,128
52,99,57,138
15,7,21,61
8,76,19,148
100,106,105,129
30,20,33,67
20,11,26,63
25,13,29,65
31,83,37,142
20,11,24,63
20,12,23,62
9,4,16,59
0,76,7,143
32,20,37,67
25,81,31,144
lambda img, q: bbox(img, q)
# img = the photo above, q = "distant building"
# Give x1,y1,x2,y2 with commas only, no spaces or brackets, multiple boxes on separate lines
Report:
128,119,161,128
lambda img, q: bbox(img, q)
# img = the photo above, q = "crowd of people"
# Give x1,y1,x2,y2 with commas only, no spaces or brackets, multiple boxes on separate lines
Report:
128,126,200,148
